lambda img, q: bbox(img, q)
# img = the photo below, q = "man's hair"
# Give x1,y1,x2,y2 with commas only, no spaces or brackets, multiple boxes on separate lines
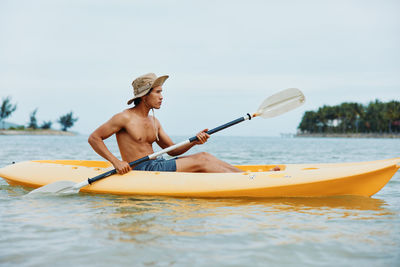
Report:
133,98,142,106
133,88,153,106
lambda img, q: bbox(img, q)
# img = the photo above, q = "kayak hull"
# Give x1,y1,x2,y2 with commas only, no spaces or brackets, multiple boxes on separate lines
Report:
0,158,399,197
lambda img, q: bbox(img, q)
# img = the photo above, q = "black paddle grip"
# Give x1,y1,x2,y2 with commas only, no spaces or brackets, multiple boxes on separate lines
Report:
189,116,246,143
88,156,151,184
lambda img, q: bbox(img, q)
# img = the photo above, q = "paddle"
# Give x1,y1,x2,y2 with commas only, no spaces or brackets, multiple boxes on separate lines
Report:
28,88,305,194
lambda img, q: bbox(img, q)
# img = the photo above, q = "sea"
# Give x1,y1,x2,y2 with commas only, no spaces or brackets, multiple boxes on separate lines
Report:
0,135,399,267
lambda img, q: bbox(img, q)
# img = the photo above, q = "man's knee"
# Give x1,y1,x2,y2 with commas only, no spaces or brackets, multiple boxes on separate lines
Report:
195,152,214,161
176,152,217,172
193,152,215,171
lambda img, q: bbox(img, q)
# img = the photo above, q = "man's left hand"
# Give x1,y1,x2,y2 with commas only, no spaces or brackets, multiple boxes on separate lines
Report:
195,129,210,145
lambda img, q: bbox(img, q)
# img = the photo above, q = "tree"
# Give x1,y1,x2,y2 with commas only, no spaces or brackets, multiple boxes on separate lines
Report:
58,112,78,131
27,108,39,129
40,121,52,129
298,111,319,133
298,100,400,135
0,96,17,129
384,101,400,133
365,100,385,133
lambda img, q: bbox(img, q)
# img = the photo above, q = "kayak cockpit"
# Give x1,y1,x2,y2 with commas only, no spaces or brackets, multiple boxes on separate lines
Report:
32,160,112,168
32,160,285,172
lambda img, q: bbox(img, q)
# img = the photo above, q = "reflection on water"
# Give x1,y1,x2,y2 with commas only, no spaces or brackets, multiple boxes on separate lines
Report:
79,194,394,245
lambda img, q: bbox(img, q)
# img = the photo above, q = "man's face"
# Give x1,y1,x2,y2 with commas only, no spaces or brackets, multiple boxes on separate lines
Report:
144,85,163,109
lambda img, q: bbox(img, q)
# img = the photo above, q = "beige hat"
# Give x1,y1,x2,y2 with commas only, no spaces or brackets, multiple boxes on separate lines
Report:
127,73,169,105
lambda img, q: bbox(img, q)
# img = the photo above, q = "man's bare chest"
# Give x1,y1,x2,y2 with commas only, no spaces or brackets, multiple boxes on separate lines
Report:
123,119,158,143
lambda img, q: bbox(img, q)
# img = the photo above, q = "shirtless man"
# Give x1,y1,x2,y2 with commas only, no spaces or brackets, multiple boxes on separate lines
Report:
88,73,243,174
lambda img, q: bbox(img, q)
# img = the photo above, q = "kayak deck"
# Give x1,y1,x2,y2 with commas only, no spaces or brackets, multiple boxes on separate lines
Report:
0,158,399,197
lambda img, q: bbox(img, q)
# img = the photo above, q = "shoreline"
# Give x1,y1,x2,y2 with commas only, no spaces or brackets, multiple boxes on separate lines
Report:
0,129,76,136
296,133,400,139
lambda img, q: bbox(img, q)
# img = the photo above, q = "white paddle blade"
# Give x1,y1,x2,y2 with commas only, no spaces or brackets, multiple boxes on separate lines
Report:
256,88,305,118
28,181,79,194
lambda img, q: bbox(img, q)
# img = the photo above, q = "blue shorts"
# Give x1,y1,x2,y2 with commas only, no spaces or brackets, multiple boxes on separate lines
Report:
133,157,178,172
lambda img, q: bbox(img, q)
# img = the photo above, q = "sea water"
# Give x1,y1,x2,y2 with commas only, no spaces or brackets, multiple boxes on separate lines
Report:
0,135,399,266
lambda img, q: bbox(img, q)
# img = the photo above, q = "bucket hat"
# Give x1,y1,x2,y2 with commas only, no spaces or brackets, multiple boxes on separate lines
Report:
127,73,169,105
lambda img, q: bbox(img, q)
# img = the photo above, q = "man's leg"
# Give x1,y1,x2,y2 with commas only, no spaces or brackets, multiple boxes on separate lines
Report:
176,152,243,173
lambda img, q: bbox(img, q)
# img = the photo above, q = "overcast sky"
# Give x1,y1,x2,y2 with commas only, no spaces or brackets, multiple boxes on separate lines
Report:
1,0,399,137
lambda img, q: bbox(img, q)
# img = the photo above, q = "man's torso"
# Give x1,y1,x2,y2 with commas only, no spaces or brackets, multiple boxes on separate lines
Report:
116,109,158,163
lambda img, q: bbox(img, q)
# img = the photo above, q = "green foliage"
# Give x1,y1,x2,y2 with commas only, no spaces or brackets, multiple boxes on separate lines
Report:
40,121,52,129
57,112,78,131
0,96,17,129
27,108,39,129
298,100,400,134
8,125,25,130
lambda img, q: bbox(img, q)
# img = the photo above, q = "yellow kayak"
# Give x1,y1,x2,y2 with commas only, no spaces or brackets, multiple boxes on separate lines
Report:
0,158,399,197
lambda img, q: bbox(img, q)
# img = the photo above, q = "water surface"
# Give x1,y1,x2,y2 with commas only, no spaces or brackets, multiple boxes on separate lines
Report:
0,135,399,266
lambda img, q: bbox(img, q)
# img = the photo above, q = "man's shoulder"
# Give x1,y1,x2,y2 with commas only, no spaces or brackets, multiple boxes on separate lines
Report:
111,109,134,123
149,115,161,126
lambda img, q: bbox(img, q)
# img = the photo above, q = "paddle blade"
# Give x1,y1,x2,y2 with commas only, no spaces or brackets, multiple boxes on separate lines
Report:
28,181,80,195
256,88,305,118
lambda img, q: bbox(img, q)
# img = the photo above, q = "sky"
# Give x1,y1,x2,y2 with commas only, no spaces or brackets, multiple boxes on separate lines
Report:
1,0,399,137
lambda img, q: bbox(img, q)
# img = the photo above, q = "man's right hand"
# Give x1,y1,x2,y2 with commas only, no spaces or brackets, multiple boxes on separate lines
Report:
113,160,131,174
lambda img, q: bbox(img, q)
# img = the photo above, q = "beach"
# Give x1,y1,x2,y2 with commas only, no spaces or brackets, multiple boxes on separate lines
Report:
0,129,76,136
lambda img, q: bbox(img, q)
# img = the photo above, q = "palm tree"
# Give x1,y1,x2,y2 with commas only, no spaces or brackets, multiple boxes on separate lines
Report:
298,100,399,135
384,101,400,133
0,96,17,129
367,100,386,133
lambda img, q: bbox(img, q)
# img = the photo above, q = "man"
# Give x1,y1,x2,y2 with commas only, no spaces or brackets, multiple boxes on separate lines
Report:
88,73,243,174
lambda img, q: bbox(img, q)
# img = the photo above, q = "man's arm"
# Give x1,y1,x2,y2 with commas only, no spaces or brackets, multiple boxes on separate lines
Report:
88,113,131,174
156,119,210,156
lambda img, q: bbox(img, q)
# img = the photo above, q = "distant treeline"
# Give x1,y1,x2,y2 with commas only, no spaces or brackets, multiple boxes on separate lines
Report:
298,100,400,134
1,96,78,131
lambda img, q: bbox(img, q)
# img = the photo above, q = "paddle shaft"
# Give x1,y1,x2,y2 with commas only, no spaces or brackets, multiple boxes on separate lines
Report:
86,113,253,185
